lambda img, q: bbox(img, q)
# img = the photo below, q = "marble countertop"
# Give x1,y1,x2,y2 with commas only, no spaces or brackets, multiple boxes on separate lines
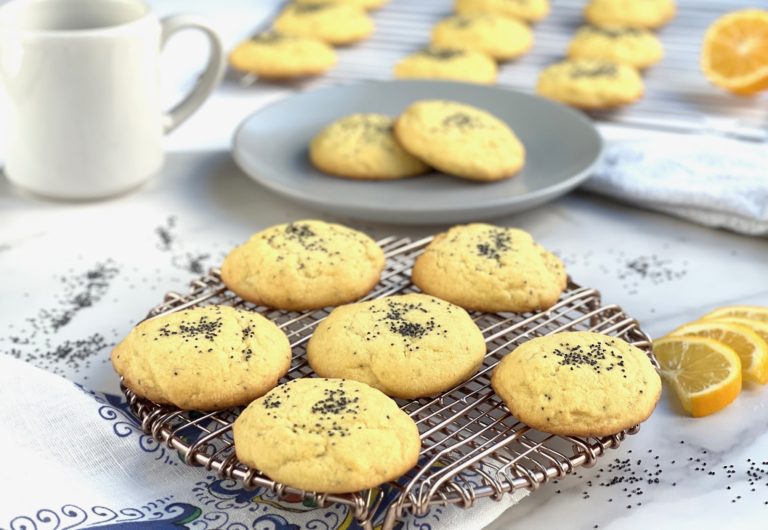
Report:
1,1,767,528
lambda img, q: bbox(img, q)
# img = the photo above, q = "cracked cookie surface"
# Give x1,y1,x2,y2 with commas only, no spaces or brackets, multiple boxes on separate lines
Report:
233,378,421,493
394,100,524,181
411,223,566,313
310,113,430,180
491,332,662,436
221,220,385,311
111,305,291,410
431,14,533,61
308,293,486,398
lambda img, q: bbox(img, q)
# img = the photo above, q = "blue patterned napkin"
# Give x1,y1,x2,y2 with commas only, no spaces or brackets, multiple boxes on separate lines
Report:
0,355,527,529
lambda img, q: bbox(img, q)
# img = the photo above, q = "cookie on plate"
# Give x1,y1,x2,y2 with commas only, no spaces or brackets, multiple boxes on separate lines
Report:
455,0,550,23
233,378,421,493
308,294,486,399
584,0,675,29
111,305,291,411
491,332,662,437
568,26,664,69
229,32,337,79
310,113,430,180
431,14,533,62
411,224,567,312
221,220,385,311
536,59,644,109
295,0,388,10
393,48,497,85
394,100,524,181
273,3,374,45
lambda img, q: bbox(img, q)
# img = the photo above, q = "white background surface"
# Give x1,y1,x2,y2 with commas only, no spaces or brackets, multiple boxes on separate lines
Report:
1,1,767,529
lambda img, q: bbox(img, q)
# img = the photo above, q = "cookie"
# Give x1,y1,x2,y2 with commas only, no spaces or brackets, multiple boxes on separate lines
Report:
221,220,385,311
111,305,291,411
273,3,374,45
431,14,533,62
295,0,388,10
584,0,675,29
568,26,664,69
308,294,486,399
394,100,524,181
491,332,662,437
411,224,567,313
233,378,421,493
536,59,644,109
229,32,337,79
455,0,550,23
393,48,497,85
310,113,430,180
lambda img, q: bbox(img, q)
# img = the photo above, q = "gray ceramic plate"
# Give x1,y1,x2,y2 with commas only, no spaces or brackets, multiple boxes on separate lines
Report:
232,80,602,224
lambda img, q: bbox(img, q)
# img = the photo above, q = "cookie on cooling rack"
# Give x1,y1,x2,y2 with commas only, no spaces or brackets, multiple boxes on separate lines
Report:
295,0,388,10
393,100,524,181
568,26,664,69
310,113,431,180
221,220,385,311
430,14,533,62
536,59,644,109
273,3,374,46
308,293,486,399
393,47,498,85
584,0,675,29
411,224,566,313
492,332,662,437
454,0,550,23
228,31,337,79
111,305,291,411
233,378,421,493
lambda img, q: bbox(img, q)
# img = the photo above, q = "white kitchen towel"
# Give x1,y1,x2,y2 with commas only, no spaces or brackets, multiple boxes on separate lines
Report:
0,354,527,530
583,137,768,236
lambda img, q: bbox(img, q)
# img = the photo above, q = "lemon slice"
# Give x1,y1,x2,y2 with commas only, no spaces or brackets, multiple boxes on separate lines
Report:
701,305,768,323
668,320,768,384
701,10,768,94
653,336,742,417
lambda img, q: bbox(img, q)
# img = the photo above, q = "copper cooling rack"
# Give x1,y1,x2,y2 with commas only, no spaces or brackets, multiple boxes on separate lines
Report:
124,235,655,529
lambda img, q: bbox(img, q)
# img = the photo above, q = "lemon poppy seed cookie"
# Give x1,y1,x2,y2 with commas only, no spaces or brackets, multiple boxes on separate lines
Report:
491,332,662,437
221,220,385,311
111,305,291,411
568,26,664,69
229,32,337,79
273,3,374,45
411,224,567,313
295,0,388,10
584,0,676,29
455,0,550,23
394,100,524,181
308,294,486,399
537,59,644,109
310,114,430,180
431,14,533,62
233,378,421,493
393,48,498,85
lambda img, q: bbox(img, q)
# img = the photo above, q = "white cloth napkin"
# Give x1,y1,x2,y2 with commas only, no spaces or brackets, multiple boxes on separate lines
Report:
583,137,768,236
0,354,527,529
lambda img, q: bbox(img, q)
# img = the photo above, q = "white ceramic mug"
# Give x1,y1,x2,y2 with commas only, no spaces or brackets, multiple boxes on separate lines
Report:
0,0,226,199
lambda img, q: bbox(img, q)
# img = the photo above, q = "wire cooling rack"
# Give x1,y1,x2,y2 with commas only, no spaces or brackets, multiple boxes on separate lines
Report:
239,0,768,141
124,235,655,529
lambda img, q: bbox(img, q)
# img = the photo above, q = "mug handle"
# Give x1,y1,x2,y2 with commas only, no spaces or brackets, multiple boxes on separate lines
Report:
160,15,226,133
